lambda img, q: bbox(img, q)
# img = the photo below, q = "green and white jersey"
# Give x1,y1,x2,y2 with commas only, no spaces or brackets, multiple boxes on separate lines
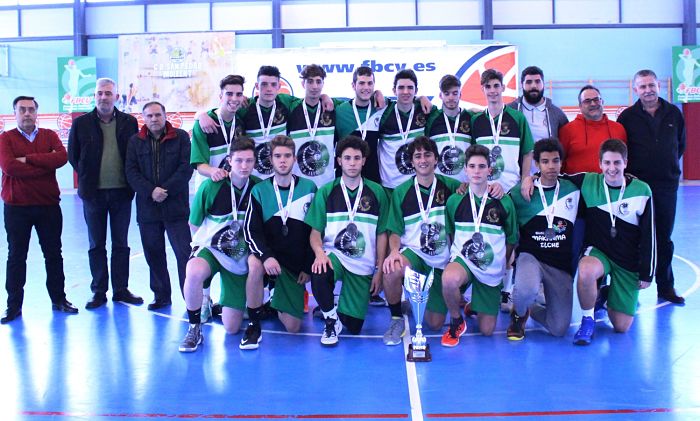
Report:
387,174,461,268
190,108,243,189
378,100,435,188
446,187,518,286
239,94,298,178
287,101,336,187
190,176,260,275
336,99,388,184
510,178,581,273
471,106,534,193
305,177,389,276
425,109,473,183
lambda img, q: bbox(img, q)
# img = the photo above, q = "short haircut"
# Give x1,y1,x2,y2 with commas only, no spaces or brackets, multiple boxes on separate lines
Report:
439,74,461,92
394,69,418,89
633,69,658,82
269,135,295,155
599,138,627,161
480,68,503,86
220,74,245,90
336,135,369,158
578,84,601,103
229,136,256,157
13,96,38,109
257,65,281,79
96,77,116,89
533,138,565,162
352,66,374,84
521,66,544,83
465,144,491,167
407,136,438,158
300,64,326,80
142,101,165,113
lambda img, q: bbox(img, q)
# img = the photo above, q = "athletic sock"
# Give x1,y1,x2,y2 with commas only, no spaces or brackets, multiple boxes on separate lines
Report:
388,301,402,318
247,306,263,325
581,308,594,318
451,316,464,326
187,309,201,325
322,307,338,321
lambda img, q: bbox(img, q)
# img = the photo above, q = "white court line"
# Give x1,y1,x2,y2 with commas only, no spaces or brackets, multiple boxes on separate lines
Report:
401,315,424,421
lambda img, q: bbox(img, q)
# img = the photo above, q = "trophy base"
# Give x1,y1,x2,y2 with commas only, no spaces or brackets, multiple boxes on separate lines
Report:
407,343,432,362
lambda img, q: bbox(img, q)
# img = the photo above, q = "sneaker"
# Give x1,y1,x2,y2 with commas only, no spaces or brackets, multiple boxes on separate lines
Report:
239,323,262,350
500,291,513,313
320,317,343,347
369,294,387,307
507,309,529,341
200,296,212,323
179,324,203,352
441,318,467,347
382,318,406,346
211,303,223,319
573,316,595,346
594,285,609,313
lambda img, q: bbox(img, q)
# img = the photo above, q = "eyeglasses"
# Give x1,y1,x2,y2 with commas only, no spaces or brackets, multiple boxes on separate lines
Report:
581,97,602,105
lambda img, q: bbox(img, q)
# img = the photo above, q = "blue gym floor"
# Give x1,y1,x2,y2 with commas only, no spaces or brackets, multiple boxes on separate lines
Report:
1,186,699,421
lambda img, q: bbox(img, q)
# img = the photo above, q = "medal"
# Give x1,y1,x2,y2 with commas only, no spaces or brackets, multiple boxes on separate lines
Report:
468,187,489,244
340,176,364,235
472,232,484,244
229,220,240,234
491,145,502,157
273,176,296,239
610,226,617,238
602,176,626,241
282,225,289,237
346,222,358,234
544,227,556,240
536,179,560,243
420,223,430,234
229,178,249,233
414,175,437,236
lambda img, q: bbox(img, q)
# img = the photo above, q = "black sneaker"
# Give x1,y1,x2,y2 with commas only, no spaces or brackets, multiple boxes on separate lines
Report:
179,324,203,352
369,294,387,307
507,309,529,341
239,323,262,350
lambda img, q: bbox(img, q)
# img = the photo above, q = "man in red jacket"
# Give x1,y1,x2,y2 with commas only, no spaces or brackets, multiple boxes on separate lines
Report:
0,96,78,323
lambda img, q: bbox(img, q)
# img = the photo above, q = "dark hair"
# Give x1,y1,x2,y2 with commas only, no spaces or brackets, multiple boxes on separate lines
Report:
229,136,256,157
393,69,418,89
465,144,491,167
520,66,544,83
633,69,657,82
599,138,627,161
141,101,165,113
578,84,601,103
269,135,295,156
300,64,326,80
13,96,38,109
407,136,438,159
533,138,564,162
257,65,281,79
336,135,369,158
439,74,461,92
220,74,245,90
480,69,503,86
352,66,374,84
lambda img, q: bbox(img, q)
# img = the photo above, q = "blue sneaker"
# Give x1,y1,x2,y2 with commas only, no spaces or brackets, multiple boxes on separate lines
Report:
573,316,595,345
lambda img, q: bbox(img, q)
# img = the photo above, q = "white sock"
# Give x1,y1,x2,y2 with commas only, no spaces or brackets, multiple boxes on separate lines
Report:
322,307,338,321
502,267,514,293
202,288,210,305
581,308,594,318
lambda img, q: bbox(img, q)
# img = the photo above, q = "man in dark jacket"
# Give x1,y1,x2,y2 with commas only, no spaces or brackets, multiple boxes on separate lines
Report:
618,69,686,304
126,102,193,310
68,77,143,309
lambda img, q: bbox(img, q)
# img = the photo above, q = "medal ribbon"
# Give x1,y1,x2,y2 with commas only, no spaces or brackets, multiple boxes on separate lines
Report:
468,188,489,233
216,110,236,154
536,179,560,230
414,176,437,225
602,177,626,232
340,177,364,225
395,103,415,144
273,176,296,228
302,101,321,141
442,109,461,148
486,105,504,148
230,178,250,223
352,100,372,141
255,100,277,141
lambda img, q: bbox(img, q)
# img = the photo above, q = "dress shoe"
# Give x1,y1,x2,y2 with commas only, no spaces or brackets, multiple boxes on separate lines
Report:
85,293,108,310
1,307,22,324
52,299,79,314
147,299,172,311
658,289,685,305
112,289,144,305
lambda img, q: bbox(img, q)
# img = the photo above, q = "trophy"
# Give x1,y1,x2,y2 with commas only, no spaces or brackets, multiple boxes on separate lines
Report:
404,267,434,362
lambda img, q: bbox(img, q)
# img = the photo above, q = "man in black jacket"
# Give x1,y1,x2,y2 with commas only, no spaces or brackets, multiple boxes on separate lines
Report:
68,77,143,309
126,102,193,310
618,69,686,304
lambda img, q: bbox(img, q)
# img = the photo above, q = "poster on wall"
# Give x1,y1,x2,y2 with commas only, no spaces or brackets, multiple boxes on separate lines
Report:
57,56,96,113
229,44,518,109
118,32,235,112
672,45,700,103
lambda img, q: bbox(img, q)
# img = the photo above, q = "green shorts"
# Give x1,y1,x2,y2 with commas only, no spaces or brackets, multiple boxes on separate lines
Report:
585,246,639,316
401,248,446,315
327,253,372,320
270,266,306,319
191,247,246,310
451,258,502,316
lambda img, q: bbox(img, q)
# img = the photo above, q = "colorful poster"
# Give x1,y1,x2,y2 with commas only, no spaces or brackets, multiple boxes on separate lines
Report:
57,56,96,113
672,45,700,103
118,32,235,112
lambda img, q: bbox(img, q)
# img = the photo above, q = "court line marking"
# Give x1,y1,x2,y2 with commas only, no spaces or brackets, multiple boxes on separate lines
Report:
402,315,424,421
21,411,409,419
425,406,700,418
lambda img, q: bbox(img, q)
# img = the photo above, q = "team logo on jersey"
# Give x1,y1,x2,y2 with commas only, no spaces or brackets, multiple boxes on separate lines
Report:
565,197,574,210
211,225,247,260
395,144,415,175
334,225,366,258
420,222,448,256
359,195,373,212
320,112,333,127
434,189,446,205
500,121,511,136
618,202,629,216
487,154,505,181
438,146,466,175
255,143,273,175
415,113,427,128
486,208,500,224
297,141,330,177
461,237,494,270
273,108,285,125
459,120,470,134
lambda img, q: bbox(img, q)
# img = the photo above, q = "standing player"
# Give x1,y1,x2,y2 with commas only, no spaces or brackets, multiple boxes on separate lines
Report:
243,135,316,337
425,74,472,183
306,135,389,346
441,144,518,346
179,138,262,352
381,136,461,345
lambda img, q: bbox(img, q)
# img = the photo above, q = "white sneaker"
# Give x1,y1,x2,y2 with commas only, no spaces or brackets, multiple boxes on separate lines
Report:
500,291,513,313
320,317,342,347
200,296,213,323
382,318,405,346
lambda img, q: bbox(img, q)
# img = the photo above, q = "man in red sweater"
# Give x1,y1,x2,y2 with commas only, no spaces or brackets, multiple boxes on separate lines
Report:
0,96,78,324
559,85,627,174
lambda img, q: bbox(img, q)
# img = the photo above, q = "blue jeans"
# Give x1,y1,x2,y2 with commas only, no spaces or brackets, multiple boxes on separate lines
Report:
137,219,191,301
82,188,133,295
